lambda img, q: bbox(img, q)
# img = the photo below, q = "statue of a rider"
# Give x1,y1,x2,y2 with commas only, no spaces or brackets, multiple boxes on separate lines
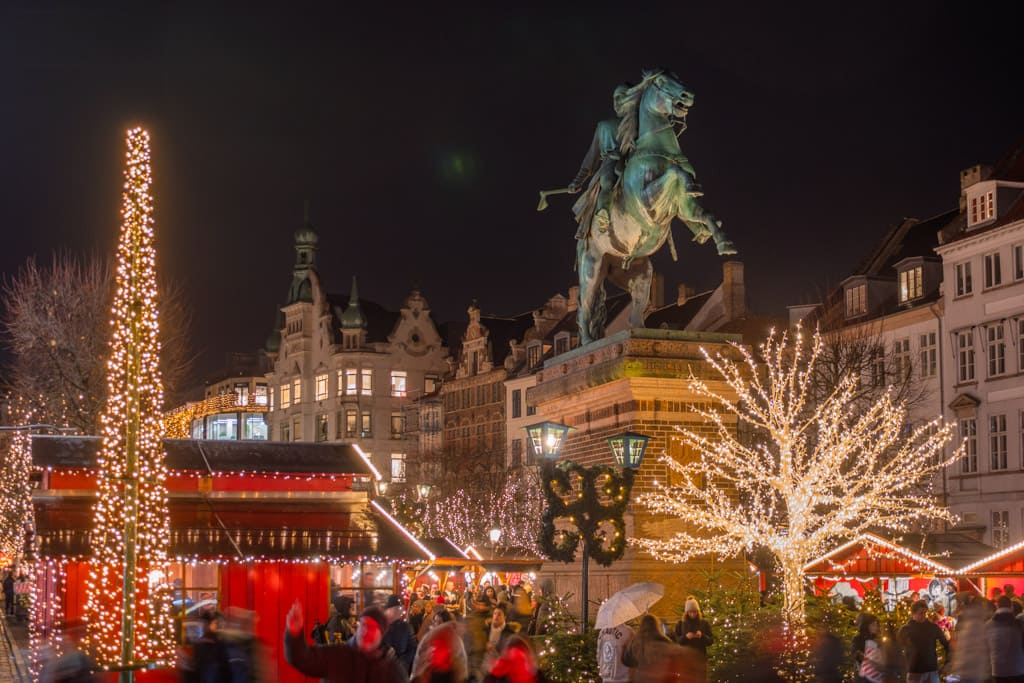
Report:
566,75,726,253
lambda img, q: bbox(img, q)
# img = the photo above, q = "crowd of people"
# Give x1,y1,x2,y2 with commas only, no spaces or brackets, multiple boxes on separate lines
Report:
844,585,1024,683
286,580,554,683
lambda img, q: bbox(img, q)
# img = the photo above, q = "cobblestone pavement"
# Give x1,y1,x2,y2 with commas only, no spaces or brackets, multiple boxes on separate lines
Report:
0,615,30,682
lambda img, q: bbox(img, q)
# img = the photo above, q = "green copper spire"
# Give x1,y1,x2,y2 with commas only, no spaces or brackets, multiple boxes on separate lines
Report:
287,201,318,304
341,276,366,329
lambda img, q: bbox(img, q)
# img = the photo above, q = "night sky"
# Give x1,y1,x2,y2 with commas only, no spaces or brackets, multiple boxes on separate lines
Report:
2,3,1022,385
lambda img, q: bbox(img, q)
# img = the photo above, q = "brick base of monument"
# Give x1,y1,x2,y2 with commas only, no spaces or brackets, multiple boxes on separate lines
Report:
528,328,755,626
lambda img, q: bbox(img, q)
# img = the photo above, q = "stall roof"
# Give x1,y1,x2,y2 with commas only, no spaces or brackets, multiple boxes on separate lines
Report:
31,435,378,476
804,531,998,577
959,538,1024,575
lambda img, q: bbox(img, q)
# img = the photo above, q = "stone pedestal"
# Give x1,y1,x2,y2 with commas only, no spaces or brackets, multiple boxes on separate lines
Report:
527,328,754,623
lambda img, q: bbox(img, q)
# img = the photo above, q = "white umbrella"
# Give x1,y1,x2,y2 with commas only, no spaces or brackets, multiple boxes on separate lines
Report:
594,582,665,629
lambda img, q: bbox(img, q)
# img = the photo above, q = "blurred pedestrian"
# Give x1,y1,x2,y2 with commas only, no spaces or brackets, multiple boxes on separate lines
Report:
2,571,13,616
948,598,989,683
194,612,232,683
481,604,520,677
483,635,545,683
38,619,97,683
411,609,468,683
985,595,1024,683
284,600,408,683
811,625,843,683
898,600,949,683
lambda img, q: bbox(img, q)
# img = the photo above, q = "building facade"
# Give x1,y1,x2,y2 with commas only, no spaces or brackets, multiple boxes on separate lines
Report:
936,152,1024,547
262,219,448,484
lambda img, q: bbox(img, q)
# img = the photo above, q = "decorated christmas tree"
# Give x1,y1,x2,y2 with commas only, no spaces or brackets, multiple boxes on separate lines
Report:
83,128,173,673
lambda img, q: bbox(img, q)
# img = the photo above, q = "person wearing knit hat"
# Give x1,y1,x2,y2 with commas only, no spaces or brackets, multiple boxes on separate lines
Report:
673,595,714,681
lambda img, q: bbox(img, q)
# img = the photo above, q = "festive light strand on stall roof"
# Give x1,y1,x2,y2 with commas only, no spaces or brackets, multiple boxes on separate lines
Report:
631,326,961,627
82,128,174,668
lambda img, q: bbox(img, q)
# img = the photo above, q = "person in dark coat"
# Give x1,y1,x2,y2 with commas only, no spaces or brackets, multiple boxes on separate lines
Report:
2,572,14,616
383,594,417,674
622,614,673,672
481,604,521,678
986,595,1024,683
194,612,232,683
898,600,949,683
673,596,714,657
284,600,408,683
327,596,357,644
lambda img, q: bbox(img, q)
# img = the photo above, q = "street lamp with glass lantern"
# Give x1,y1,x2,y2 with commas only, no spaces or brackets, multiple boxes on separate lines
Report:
526,420,647,631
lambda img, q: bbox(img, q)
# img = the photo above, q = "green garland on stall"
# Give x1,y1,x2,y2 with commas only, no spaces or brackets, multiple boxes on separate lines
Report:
538,461,636,567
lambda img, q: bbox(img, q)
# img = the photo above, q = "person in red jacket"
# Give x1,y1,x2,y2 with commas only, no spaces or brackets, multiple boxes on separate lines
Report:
284,599,408,683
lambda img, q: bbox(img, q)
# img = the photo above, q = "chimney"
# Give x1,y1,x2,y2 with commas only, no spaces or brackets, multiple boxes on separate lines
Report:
959,164,992,192
677,283,696,305
722,261,746,321
567,286,579,312
649,272,665,309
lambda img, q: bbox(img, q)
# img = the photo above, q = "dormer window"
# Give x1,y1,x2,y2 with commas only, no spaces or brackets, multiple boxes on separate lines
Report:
554,332,570,356
527,342,542,369
845,284,866,318
969,191,994,225
898,266,923,303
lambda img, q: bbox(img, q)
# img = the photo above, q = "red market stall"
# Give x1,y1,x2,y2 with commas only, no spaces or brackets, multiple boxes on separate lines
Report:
958,539,1024,600
29,436,430,682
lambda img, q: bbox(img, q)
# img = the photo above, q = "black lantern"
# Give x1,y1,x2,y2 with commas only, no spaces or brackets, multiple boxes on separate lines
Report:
523,421,572,461
607,431,650,469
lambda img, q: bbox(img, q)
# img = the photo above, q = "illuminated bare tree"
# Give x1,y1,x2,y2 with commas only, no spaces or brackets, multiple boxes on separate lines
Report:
633,327,959,627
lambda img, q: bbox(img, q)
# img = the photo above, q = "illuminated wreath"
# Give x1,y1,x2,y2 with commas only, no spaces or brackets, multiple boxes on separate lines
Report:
538,461,635,567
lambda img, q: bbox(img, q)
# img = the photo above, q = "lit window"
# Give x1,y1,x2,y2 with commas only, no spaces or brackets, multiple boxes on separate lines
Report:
254,384,268,407
344,369,357,395
315,373,328,401
391,412,404,439
960,418,977,473
893,339,910,379
992,510,1009,549
360,412,372,437
292,378,302,405
391,371,407,397
244,415,267,440
987,324,1006,377
899,267,922,302
361,369,373,396
969,191,994,225
845,284,866,317
234,383,249,406
919,332,936,378
984,252,1002,289
390,453,407,483
292,417,302,441
316,414,328,442
990,414,1008,471
955,262,973,297
345,410,357,437
424,376,438,394
956,331,975,383
280,382,292,409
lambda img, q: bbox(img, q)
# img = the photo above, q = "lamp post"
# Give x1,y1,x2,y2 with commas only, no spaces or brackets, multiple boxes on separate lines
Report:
416,483,432,501
526,421,648,632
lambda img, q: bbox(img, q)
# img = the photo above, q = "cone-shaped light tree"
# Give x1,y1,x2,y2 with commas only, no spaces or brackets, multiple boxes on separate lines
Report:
633,327,961,628
83,128,173,675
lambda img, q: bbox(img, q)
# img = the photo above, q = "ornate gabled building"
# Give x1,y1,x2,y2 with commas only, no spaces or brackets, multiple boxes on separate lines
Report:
263,214,449,486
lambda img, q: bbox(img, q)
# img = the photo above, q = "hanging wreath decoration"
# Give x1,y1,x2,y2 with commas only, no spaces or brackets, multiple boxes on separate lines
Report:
538,461,636,567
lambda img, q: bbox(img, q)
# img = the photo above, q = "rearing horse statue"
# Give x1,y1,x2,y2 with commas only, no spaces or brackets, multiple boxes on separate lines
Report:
568,70,736,345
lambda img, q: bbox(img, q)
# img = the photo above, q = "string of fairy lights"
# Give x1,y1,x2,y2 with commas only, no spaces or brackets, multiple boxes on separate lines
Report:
632,326,962,628
82,128,175,669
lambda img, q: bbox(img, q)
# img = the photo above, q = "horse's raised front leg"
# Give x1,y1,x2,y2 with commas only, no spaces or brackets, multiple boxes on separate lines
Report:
577,239,609,345
608,257,653,329
678,193,736,256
